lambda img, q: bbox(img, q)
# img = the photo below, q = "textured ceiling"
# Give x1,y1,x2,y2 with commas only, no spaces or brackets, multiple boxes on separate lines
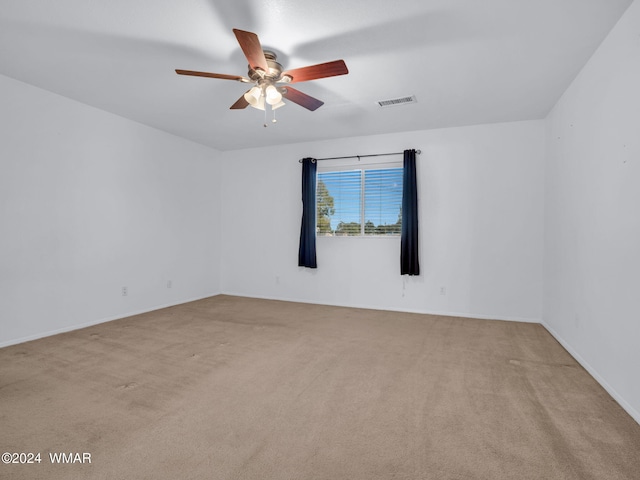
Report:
0,0,633,151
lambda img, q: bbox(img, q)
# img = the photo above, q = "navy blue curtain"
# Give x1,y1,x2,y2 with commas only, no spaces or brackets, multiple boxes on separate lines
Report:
298,158,317,268
401,149,420,275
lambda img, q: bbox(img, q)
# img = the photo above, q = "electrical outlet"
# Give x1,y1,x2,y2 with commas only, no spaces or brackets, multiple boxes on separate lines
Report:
122,286,128,297
440,286,447,296
167,280,172,289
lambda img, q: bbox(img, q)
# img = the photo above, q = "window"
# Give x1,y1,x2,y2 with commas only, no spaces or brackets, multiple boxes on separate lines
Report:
317,162,403,236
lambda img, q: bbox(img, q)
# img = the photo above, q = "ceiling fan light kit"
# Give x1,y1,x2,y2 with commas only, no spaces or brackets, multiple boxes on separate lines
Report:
176,28,349,126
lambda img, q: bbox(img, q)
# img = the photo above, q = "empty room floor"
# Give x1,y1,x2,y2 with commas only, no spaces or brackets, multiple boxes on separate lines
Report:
2,295,639,479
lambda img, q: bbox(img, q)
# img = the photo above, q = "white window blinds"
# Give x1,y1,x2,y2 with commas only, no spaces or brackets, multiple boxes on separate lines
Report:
317,161,403,236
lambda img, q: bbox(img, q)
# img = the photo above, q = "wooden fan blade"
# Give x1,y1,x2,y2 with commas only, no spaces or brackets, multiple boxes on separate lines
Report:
232,28,269,73
281,87,324,111
175,69,249,82
281,60,348,84
230,93,250,110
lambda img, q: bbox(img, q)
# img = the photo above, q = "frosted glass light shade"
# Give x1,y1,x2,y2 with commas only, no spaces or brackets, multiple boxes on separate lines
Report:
244,86,265,110
265,85,283,105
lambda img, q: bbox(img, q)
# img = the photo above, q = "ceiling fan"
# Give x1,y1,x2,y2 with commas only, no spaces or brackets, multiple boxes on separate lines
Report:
176,29,348,116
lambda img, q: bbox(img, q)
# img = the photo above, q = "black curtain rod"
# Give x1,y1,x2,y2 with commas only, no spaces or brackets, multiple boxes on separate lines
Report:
298,150,421,163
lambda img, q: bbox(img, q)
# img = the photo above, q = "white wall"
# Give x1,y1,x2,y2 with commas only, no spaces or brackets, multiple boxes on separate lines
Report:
0,74,222,346
543,0,640,422
221,120,545,322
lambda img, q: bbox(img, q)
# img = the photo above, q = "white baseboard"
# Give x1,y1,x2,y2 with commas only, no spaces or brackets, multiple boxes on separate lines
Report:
0,292,221,348
542,321,640,426
219,291,541,324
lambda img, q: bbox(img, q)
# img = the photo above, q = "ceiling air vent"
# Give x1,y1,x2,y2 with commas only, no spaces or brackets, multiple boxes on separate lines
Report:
377,95,417,108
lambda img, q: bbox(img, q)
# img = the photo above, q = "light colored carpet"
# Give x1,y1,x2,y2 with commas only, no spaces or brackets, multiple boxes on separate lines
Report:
1,295,639,479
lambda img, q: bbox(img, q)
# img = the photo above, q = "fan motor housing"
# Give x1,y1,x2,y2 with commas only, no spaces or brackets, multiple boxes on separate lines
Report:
248,50,284,82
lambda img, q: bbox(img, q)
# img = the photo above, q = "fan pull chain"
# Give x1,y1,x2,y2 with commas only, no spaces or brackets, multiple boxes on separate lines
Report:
262,104,278,127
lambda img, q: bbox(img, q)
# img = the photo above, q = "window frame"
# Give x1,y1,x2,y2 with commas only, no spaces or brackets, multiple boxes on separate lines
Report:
316,158,403,238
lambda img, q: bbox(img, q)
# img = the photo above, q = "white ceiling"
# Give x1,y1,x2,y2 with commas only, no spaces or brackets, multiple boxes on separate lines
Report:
0,0,633,151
